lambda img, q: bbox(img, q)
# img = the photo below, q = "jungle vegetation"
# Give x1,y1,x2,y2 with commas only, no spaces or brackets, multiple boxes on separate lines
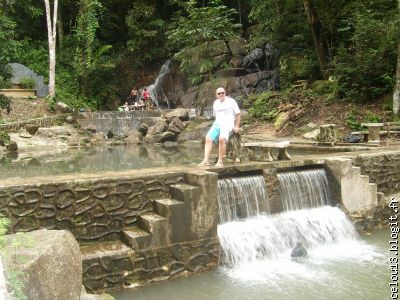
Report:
0,0,398,112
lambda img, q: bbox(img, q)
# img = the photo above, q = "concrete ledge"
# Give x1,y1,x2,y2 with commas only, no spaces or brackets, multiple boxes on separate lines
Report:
0,88,36,98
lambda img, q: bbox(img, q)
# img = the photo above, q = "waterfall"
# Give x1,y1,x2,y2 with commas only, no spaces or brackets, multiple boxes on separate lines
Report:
217,175,269,224
147,60,172,108
218,206,357,267
217,168,367,277
0,258,10,300
277,168,332,211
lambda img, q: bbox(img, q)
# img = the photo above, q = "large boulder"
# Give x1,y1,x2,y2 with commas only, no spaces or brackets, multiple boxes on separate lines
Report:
164,108,188,121
8,63,49,98
2,229,82,300
228,38,247,56
56,101,73,113
25,124,39,135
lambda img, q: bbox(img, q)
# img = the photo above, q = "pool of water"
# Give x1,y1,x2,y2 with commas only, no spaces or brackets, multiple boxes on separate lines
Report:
0,144,204,179
112,228,389,300
0,144,357,179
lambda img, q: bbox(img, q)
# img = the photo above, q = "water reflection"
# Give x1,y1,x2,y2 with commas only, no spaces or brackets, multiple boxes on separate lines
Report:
0,144,204,179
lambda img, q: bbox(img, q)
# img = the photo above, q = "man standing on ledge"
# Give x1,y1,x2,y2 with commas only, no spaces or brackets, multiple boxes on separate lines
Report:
198,87,241,167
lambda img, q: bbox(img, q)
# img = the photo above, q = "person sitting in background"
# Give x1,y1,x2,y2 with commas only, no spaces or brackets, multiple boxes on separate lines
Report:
123,101,129,111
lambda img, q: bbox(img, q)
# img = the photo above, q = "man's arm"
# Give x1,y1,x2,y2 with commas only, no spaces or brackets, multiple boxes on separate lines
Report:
233,113,241,133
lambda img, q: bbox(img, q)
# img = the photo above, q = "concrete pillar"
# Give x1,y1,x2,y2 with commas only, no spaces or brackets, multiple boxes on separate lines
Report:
325,158,378,211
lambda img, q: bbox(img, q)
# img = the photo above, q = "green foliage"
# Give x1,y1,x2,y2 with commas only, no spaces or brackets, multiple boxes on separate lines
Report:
13,39,48,77
249,0,397,101
0,216,28,300
0,131,10,146
18,77,36,89
363,110,381,123
73,0,114,101
125,2,167,63
0,10,18,88
345,109,363,130
310,80,338,97
330,1,397,101
280,53,319,88
245,91,280,121
167,1,241,84
0,94,11,114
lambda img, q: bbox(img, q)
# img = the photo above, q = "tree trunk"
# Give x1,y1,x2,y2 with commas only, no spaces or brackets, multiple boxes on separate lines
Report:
57,5,64,50
302,0,329,79
44,0,58,99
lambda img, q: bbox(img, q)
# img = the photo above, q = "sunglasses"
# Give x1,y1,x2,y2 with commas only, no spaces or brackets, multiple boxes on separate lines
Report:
217,92,225,95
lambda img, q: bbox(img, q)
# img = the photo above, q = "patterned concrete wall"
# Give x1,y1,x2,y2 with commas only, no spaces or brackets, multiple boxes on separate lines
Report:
82,238,219,293
0,114,68,133
0,174,184,243
353,151,400,195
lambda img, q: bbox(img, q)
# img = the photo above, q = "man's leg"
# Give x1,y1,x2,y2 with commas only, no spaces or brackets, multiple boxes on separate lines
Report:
216,137,227,166
202,136,213,163
199,124,219,166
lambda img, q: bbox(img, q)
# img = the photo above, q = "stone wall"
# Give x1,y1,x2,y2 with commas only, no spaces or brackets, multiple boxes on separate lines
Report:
262,168,283,213
77,111,163,135
0,173,184,243
0,114,67,133
82,238,219,293
353,151,400,195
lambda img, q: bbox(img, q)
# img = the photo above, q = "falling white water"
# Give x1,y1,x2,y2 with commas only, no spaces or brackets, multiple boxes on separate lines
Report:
218,176,269,224
217,206,385,284
278,168,332,210
147,60,172,107
0,257,10,300
218,206,357,266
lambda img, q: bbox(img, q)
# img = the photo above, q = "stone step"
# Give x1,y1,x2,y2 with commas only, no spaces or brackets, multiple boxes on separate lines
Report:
360,174,370,184
350,166,361,176
80,241,132,292
137,212,167,247
81,240,131,260
153,198,190,243
121,226,152,250
153,198,185,218
170,183,199,202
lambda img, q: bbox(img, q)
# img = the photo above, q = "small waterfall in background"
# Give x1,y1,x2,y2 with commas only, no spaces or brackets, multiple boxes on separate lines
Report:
216,168,380,279
147,60,172,108
277,168,332,211
217,175,269,224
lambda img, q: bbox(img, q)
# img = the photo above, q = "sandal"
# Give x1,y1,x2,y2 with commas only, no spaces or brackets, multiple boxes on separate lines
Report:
214,161,224,167
198,161,211,167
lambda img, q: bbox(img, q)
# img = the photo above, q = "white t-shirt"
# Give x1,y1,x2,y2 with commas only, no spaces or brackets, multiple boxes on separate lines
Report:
213,96,240,129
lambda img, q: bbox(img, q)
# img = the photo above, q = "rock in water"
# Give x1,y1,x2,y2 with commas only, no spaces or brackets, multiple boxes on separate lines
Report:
106,130,114,139
291,242,307,258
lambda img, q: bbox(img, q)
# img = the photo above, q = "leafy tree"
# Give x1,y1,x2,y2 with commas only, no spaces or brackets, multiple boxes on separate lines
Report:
0,9,18,113
73,0,113,101
249,0,397,101
167,0,241,84
125,2,167,63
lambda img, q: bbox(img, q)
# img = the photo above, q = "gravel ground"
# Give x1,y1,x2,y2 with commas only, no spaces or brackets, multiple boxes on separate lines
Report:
0,98,54,123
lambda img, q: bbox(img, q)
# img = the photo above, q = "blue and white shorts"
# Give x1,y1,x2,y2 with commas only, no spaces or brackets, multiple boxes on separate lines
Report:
206,122,232,143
